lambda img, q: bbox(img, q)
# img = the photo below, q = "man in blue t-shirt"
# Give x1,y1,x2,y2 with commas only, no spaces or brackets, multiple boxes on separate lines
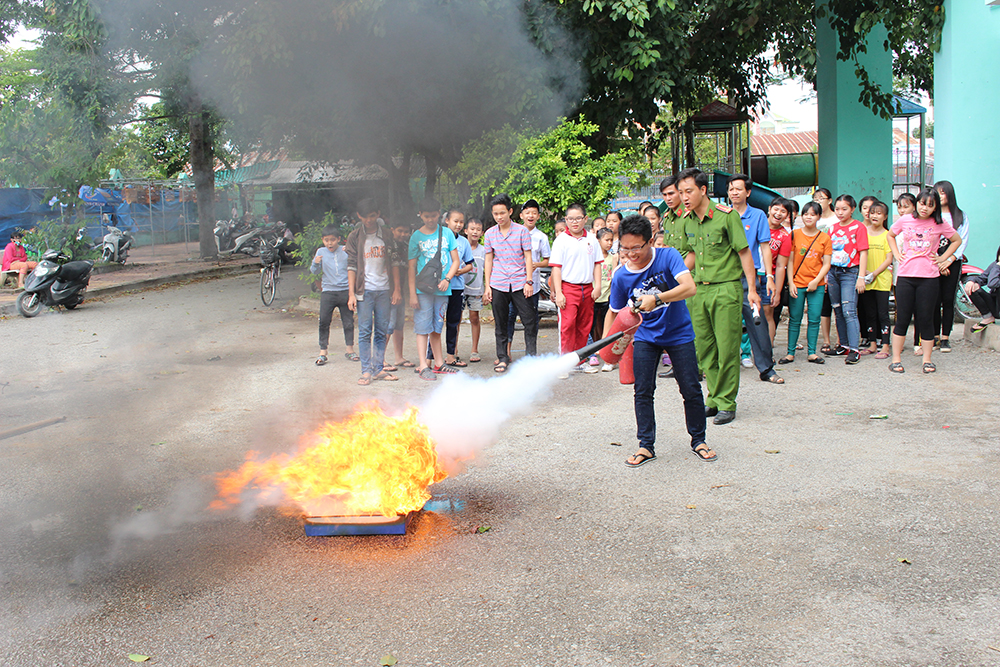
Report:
608,214,717,466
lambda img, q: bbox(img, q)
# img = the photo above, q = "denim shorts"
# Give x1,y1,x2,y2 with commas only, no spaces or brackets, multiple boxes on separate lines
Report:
463,294,483,312
414,293,448,335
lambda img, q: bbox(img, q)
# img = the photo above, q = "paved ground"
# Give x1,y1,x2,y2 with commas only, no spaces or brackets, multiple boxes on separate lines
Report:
1,271,998,666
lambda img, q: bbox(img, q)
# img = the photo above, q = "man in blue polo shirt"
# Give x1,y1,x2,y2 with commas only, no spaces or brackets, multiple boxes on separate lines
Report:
608,213,717,467
727,174,783,385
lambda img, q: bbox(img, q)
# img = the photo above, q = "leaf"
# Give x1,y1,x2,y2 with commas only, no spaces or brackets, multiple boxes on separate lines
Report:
764,450,781,454
379,655,397,666
897,558,911,564
128,655,150,663
476,526,491,534
834,412,854,416
685,504,696,510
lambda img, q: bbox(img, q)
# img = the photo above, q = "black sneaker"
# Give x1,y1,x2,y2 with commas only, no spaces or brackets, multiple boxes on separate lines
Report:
940,339,951,353
824,346,849,356
845,350,860,365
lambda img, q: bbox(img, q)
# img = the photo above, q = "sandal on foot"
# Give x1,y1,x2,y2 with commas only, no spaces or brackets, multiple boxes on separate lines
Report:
433,364,459,374
778,355,795,364
315,354,328,366
820,344,833,354
397,359,416,368
922,362,936,374
373,371,398,381
874,351,889,359
625,449,656,468
418,367,437,381
888,362,905,374
345,352,360,361
692,443,718,462
971,320,993,333
807,355,825,364
357,374,372,385
469,353,481,363
494,362,508,374
382,364,398,372
762,372,785,384
447,359,468,367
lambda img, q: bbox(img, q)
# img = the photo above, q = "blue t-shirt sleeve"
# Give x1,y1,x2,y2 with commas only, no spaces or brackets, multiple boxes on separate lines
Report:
461,237,473,264
664,247,690,279
609,269,628,312
408,233,420,261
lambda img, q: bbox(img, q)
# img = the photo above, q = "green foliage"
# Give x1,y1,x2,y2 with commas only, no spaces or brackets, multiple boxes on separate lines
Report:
21,217,99,261
293,211,343,286
497,117,637,222
448,125,533,206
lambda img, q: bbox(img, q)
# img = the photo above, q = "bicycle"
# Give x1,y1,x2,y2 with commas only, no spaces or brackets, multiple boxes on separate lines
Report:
259,238,281,306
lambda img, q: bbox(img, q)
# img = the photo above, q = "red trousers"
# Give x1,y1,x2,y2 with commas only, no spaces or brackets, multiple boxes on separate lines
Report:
558,282,594,355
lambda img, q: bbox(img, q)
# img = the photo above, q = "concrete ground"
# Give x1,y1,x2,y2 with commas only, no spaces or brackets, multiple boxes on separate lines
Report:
1,270,998,666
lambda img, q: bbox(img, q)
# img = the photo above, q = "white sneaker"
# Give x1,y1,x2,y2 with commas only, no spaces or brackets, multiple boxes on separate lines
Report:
584,363,600,373
741,357,753,368
601,363,614,372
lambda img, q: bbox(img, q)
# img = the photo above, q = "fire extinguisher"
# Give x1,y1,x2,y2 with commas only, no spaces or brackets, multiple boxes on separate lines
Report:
599,306,641,385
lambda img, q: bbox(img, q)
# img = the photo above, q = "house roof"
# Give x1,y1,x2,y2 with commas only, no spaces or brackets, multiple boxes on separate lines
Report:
892,95,926,117
751,131,818,155
692,101,749,128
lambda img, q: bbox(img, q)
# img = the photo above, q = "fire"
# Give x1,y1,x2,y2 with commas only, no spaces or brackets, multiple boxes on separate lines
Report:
211,403,447,517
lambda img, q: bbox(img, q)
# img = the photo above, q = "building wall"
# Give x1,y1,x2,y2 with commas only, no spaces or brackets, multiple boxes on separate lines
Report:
934,0,1000,268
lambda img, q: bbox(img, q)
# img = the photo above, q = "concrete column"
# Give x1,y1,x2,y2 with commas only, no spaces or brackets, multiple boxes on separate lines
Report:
934,0,1000,268
815,9,893,204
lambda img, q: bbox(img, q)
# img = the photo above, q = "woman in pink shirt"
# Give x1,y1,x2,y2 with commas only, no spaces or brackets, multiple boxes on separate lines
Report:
887,189,961,374
2,231,37,289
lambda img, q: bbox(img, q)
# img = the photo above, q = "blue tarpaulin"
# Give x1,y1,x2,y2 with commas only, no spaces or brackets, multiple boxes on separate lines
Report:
0,188,63,245
77,185,197,243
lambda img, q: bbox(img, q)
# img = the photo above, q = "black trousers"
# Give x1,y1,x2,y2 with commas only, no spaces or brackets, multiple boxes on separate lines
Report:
970,287,1000,319
894,276,939,341
935,259,962,337
860,289,890,346
319,289,354,349
493,287,537,365
445,289,464,356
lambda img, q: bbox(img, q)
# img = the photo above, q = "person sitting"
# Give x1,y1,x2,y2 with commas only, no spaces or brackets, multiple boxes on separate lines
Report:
967,245,1000,332
2,231,37,289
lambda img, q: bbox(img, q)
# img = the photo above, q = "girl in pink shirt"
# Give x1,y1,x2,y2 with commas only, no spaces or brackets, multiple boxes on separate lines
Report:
2,231,37,289
887,189,961,374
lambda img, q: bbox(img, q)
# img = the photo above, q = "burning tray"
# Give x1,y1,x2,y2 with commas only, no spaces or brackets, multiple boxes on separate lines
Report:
303,514,408,536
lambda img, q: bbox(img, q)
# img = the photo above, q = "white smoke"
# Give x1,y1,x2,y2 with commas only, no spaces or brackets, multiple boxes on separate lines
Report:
418,353,579,470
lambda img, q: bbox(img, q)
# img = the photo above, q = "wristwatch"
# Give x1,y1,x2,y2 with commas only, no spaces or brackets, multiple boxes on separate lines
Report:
654,294,664,307
526,280,534,285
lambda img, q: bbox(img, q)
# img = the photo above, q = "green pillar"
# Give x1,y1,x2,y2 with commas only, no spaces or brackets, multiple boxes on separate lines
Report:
815,10,893,203
934,0,1000,268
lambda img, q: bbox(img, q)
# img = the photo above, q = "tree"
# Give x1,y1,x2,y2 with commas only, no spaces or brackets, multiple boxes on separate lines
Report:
494,117,638,228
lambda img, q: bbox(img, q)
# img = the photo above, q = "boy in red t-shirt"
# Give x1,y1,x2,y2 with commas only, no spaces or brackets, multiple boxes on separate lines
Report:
766,199,793,344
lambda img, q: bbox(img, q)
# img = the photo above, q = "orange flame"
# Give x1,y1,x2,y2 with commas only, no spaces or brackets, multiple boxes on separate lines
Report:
211,403,447,517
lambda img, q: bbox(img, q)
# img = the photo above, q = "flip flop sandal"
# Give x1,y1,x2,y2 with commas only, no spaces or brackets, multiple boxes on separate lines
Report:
494,362,508,374
315,355,328,366
971,321,993,333
357,374,372,385
922,362,936,374
345,352,360,361
447,359,468,367
625,450,656,467
382,364,398,372
763,373,785,384
373,371,398,381
807,356,825,364
692,444,718,462
778,355,795,364
888,362,905,374
397,359,416,368
469,354,482,363
874,351,889,359
859,349,873,355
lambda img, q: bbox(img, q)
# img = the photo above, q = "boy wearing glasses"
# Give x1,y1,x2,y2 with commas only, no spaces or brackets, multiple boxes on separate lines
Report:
606,214,715,466
550,203,603,364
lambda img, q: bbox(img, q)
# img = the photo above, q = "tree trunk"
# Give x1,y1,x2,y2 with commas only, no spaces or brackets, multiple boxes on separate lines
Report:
684,119,696,169
423,152,437,202
189,93,216,259
385,148,413,219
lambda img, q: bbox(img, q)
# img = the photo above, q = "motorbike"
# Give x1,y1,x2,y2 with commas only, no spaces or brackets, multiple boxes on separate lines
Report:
100,225,133,264
214,218,264,257
955,262,985,322
16,249,94,318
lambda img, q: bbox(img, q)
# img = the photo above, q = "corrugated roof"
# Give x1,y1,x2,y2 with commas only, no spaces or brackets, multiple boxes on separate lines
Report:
892,95,926,116
692,100,749,125
248,160,388,186
751,131,818,155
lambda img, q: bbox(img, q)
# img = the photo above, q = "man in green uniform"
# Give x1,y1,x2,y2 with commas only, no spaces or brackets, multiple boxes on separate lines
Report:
675,167,760,425
658,175,687,250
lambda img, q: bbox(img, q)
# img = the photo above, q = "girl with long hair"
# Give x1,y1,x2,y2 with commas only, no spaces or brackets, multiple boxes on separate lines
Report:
931,180,969,352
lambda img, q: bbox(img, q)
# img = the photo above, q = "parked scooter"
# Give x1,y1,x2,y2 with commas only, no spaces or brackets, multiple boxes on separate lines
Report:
100,225,133,264
16,249,94,318
214,218,264,257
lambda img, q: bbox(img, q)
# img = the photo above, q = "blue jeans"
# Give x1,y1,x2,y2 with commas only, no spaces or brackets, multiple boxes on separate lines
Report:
357,289,391,376
633,339,706,454
826,266,861,351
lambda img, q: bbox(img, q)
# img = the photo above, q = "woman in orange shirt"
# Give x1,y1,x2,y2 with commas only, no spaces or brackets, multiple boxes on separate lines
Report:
780,202,832,364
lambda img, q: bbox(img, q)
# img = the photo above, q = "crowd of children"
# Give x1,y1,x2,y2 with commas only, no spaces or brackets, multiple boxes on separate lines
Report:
313,178,981,386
